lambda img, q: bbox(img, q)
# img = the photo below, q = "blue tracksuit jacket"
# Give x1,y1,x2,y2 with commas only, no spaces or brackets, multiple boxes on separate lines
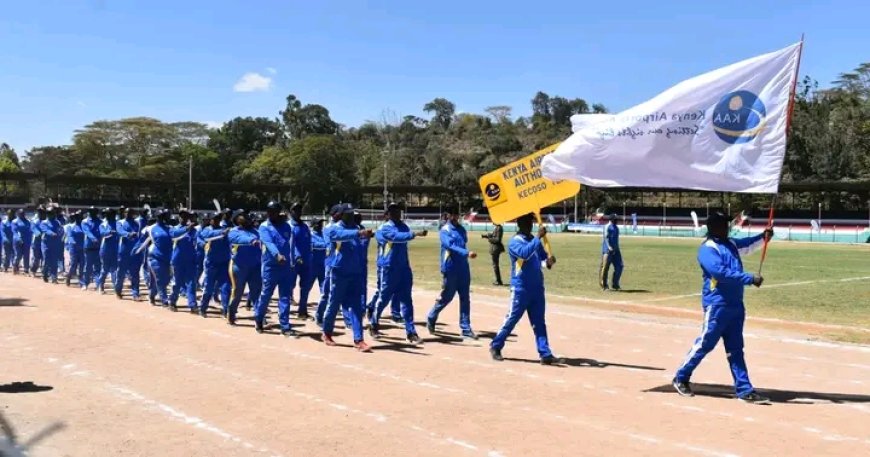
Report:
599,222,623,289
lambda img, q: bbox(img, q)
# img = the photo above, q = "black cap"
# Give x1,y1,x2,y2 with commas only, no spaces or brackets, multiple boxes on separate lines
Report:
515,213,535,225
156,208,171,218
37,206,46,213
387,202,402,211
266,201,282,212
88,206,98,213
608,213,617,221
342,204,356,215
290,202,303,212
706,211,730,227
444,203,460,215
221,208,232,215
329,204,345,216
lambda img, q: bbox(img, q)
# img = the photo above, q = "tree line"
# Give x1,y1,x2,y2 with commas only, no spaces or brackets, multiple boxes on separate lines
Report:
3,62,868,212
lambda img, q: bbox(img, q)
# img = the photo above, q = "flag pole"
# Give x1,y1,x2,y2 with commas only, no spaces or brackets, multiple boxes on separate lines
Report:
759,35,804,275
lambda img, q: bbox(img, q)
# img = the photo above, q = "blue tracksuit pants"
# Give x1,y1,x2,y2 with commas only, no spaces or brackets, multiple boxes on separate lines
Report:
82,249,101,287
116,254,143,298
67,249,84,282
148,258,171,304
323,272,364,341
257,266,293,330
30,241,42,274
490,287,553,358
13,242,31,273
171,261,197,308
372,267,416,334
315,266,332,322
2,242,12,271
229,263,262,321
675,305,753,397
196,250,205,287
96,252,118,291
367,266,402,319
599,249,623,289
291,262,316,316
200,261,230,314
41,244,60,281
427,271,472,333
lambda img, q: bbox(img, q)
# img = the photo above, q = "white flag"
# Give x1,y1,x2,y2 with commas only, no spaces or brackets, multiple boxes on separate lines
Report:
541,42,802,194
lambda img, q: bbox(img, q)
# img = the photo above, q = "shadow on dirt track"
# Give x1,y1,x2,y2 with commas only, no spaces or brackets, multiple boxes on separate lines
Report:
644,383,870,404
0,382,53,394
504,357,665,371
0,298,30,307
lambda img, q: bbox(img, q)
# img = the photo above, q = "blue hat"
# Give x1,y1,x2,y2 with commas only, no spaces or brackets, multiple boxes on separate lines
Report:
342,204,356,215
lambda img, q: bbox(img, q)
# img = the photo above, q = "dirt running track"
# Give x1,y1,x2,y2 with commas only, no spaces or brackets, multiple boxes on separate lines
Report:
1,274,868,457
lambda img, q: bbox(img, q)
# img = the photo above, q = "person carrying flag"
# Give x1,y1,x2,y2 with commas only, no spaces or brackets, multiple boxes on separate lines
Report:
427,204,478,340
672,212,773,404
490,213,561,365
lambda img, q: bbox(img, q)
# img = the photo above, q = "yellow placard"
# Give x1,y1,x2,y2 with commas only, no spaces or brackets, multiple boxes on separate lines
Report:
478,143,581,224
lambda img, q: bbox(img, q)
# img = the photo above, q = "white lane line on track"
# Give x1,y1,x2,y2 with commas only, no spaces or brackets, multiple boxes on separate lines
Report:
41,356,283,457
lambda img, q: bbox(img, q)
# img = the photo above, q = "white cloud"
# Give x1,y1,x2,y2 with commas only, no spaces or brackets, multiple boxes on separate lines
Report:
266,67,277,75
233,72,272,92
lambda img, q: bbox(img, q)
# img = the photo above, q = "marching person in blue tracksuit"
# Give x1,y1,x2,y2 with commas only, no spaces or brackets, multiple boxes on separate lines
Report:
55,207,67,276
12,209,33,275
365,209,401,323
427,205,478,340
322,205,373,352
115,207,143,301
136,207,151,292
310,218,328,299
368,202,428,343
96,208,119,294
672,212,773,404
1,209,14,272
227,210,261,326
169,210,199,312
64,211,85,286
195,216,208,290
81,206,103,290
288,202,315,320
490,213,561,365
315,204,348,326
38,207,64,284
29,207,46,277
146,209,173,308
599,213,623,291
199,212,231,318
354,211,370,320
256,201,297,336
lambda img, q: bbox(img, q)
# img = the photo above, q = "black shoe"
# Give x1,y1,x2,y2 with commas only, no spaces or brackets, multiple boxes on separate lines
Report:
65,278,71,287
391,315,404,324
672,378,694,397
738,391,771,404
297,313,312,321
540,355,564,365
199,309,208,318
407,333,423,345
461,330,478,340
369,324,382,339
255,321,264,334
227,316,236,326
490,347,504,361
426,318,436,335
245,303,252,311
612,286,621,291
189,307,197,314
115,291,123,299
281,328,298,337
601,286,610,292
169,304,178,312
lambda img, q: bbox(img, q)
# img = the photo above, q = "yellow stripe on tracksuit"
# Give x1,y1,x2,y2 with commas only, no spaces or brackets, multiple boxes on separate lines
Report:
514,259,524,277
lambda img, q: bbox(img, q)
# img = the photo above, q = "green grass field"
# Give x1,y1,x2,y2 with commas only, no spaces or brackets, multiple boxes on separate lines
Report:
385,233,870,340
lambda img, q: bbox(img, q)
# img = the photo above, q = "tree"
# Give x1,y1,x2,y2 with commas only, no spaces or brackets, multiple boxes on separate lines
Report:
423,98,456,130
279,94,339,140
207,116,283,180
485,106,512,123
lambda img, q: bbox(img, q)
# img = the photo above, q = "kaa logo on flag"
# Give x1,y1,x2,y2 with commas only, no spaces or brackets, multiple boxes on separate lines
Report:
712,90,767,144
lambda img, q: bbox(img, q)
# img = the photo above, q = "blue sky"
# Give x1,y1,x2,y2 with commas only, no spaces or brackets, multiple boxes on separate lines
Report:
1,0,868,154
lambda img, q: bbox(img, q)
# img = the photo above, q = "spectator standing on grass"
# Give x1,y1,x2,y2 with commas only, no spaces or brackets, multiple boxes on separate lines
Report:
672,211,773,404
367,202,428,344
490,213,561,365
64,211,85,287
482,223,505,286
599,213,623,291
427,204,478,340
